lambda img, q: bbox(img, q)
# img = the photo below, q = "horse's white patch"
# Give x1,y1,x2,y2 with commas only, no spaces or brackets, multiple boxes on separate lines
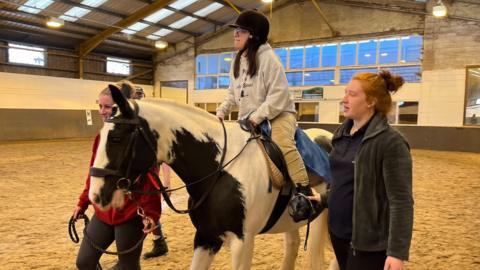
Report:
88,122,114,205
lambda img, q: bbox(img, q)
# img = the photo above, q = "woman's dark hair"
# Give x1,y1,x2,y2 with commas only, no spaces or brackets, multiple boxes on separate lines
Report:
233,37,263,79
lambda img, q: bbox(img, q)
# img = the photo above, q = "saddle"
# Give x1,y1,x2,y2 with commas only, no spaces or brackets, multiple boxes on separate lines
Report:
238,118,290,191
238,118,331,229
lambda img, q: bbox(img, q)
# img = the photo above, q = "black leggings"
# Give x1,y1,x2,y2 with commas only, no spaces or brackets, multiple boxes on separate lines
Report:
76,215,144,270
330,231,387,270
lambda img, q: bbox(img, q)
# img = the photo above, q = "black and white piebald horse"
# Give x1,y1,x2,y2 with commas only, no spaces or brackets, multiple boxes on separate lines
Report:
89,85,335,270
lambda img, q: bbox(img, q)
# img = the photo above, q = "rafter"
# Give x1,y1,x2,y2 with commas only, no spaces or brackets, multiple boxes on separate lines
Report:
55,0,197,37
136,0,224,26
78,0,174,58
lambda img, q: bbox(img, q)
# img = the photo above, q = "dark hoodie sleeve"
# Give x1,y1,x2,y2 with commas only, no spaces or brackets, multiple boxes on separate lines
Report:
382,132,414,261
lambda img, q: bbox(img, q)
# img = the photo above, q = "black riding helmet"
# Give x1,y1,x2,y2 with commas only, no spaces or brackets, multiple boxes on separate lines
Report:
229,10,269,44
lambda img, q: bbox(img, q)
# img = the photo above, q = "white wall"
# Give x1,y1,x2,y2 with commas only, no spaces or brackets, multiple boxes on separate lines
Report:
0,72,154,110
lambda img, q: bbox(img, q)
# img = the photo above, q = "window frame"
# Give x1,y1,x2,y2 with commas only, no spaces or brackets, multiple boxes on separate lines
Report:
7,42,46,67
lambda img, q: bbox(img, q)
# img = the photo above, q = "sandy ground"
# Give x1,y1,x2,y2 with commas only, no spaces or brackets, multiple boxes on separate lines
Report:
0,139,479,270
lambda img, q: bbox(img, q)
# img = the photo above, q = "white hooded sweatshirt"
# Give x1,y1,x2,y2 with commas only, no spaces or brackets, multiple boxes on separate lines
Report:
216,43,296,124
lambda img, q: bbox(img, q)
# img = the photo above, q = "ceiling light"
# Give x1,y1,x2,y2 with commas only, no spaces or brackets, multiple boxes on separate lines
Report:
262,0,274,3
46,17,64,28
364,53,371,58
380,52,388,57
224,57,232,62
155,40,168,49
432,0,447,18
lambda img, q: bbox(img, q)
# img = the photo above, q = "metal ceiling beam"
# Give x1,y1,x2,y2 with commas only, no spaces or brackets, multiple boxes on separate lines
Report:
55,0,197,37
311,0,339,37
78,0,174,58
0,18,155,52
136,0,224,26
222,0,241,14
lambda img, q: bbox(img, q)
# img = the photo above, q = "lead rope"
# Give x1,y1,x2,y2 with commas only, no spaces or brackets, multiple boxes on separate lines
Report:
68,215,103,270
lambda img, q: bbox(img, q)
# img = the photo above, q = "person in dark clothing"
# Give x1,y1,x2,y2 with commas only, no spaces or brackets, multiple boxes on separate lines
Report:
310,70,414,270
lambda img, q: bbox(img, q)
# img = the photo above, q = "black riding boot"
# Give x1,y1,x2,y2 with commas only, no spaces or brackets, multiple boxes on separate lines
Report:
288,185,325,222
143,237,168,259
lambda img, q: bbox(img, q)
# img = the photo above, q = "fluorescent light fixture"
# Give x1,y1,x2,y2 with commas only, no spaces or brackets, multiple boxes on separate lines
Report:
144,9,174,23
194,3,223,17
169,16,197,29
224,57,232,62
155,40,168,49
18,0,54,14
262,0,274,3
476,98,480,105
433,0,447,17
304,73,310,77
46,17,64,28
169,0,197,10
380,52,388,57
364,53,371,58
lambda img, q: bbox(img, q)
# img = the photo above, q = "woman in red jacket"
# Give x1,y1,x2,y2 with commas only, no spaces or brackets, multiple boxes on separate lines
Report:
73,86,162,270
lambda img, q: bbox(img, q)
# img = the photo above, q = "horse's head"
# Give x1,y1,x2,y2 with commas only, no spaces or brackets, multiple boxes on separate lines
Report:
89,84,158,210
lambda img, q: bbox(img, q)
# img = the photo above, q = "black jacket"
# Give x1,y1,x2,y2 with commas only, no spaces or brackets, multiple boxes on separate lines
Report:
332,113,414,260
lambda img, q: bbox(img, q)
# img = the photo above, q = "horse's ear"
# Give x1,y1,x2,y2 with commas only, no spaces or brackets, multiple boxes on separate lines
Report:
109,84,134,118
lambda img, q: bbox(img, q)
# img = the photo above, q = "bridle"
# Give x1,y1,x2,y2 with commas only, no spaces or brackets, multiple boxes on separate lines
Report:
88,101,249,215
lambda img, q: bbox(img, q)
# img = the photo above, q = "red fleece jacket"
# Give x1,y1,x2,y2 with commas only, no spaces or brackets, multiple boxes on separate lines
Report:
77,134,162,225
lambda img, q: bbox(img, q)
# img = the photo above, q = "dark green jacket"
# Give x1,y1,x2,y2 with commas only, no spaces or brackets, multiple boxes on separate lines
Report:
332,113,414,260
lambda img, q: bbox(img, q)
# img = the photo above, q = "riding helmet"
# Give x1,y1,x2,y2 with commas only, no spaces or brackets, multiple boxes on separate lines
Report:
229,10,269,44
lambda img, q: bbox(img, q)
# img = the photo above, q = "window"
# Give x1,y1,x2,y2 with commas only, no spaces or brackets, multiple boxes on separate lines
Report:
379,38,399,64
289,46,304,69
358,40,377,65
196,53,234,89
196,55,207,75
8,43,45,66
339,68,378,84
305,45,320,68
219,53,232,74
322,44,337,67
106,57,130,75
304,71,334,86
340,42,356,66
401,36,422,63
464,67,480,126
275,48,288,68
218,76,230,88
195,35,422,90
196,76,217,89
207,55,219,75
286,72,303,86
381,66,421,82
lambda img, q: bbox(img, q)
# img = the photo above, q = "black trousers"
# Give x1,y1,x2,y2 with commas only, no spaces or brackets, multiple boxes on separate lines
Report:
76,215,144,270
330,231,387,270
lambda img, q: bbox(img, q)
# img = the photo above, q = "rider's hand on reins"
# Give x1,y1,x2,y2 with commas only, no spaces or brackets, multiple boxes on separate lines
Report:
307,188,321,202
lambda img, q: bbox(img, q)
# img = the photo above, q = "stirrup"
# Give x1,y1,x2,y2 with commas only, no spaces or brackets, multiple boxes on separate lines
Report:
288,192,315,222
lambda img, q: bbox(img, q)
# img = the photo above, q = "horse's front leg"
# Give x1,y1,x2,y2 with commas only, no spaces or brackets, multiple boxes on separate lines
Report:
190,231,223,270
228,232,255,270
281,229,300,270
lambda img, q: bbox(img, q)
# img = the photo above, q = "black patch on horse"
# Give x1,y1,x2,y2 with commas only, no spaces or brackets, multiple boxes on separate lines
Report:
169,129,245,251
